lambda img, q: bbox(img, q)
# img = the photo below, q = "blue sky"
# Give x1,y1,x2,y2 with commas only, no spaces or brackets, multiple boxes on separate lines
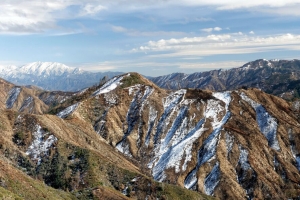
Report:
1,1,300,76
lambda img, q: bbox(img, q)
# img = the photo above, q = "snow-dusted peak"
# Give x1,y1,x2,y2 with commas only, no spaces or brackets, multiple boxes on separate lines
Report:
20,62,82,76
0,65,18,74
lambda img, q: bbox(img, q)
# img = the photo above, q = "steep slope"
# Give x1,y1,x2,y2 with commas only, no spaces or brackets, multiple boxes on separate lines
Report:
0,62,122,91
0,155,75,200
0,76,211,200
52,72,300,199
0,78,74,114
150,59,300,100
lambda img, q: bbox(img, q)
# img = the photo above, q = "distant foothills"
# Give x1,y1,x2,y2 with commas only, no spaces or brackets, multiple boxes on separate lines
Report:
1,59,300,100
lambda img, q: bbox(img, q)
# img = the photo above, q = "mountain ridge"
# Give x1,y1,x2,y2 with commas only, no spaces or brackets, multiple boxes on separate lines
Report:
2,70,300,199
0,62,123,92
48,72,300,199
149,59,300,100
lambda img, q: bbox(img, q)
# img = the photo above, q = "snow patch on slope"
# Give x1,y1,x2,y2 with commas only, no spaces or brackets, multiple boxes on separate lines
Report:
145,106,158,146
148,91,231,192
204,162,220,195
236,145,256,200
289,129,300,171
240,92,280,151
92,74,129,96
225,132,234,157
116,141,133,158
116,85,154,156
57,103,79,118
238,146,251,170
150,118,206,181
6,87,21,109
153,89,186,144
19,96,33,112
184,92,231,190
26,125,57,165
104,92,118,105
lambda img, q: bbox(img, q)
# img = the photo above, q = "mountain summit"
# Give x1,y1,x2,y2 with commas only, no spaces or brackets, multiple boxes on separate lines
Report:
0,62,122,91
19,62,83,76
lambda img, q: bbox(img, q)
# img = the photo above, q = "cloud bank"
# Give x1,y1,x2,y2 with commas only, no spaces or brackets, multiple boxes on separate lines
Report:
136,33,300,57
1,0,300,34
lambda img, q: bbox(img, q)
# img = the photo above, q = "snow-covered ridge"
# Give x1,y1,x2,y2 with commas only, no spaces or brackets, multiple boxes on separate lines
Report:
0,62,124,91
92,74,130,96
57,103,80,119
240,92,280,151
26,125,58,165
0,62,83,78
21,62,83,76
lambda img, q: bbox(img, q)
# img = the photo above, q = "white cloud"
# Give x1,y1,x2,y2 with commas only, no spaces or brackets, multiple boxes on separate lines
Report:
214,27,222,31
135,33,300,57
81,4,107,16
0,0,299,35
74,62,117,72
201,28,213,33
111,25,128,33
175,0,300,10
201,27,222,33
111,25,186,37
1,0,300,34
0,1,106,34
249,31,255,34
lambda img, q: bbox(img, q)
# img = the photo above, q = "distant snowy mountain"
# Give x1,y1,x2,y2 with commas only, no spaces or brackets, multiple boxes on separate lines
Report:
0,62,122,91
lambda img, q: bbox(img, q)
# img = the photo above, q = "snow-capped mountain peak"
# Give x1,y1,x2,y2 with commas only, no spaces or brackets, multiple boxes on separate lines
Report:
0,61,123,91
20,62,82,76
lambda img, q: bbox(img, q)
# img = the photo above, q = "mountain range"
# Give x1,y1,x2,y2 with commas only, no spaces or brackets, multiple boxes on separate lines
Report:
2,59,300,102
150,59,300,101
0,62,122,92
1,72,300,199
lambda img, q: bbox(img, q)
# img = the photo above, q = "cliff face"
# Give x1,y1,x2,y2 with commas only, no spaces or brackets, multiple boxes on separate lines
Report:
54,73,300,199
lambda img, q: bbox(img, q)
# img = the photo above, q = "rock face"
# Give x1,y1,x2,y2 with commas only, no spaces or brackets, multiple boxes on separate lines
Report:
150,59,300,100
0,62,122,91
54,73,300,199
